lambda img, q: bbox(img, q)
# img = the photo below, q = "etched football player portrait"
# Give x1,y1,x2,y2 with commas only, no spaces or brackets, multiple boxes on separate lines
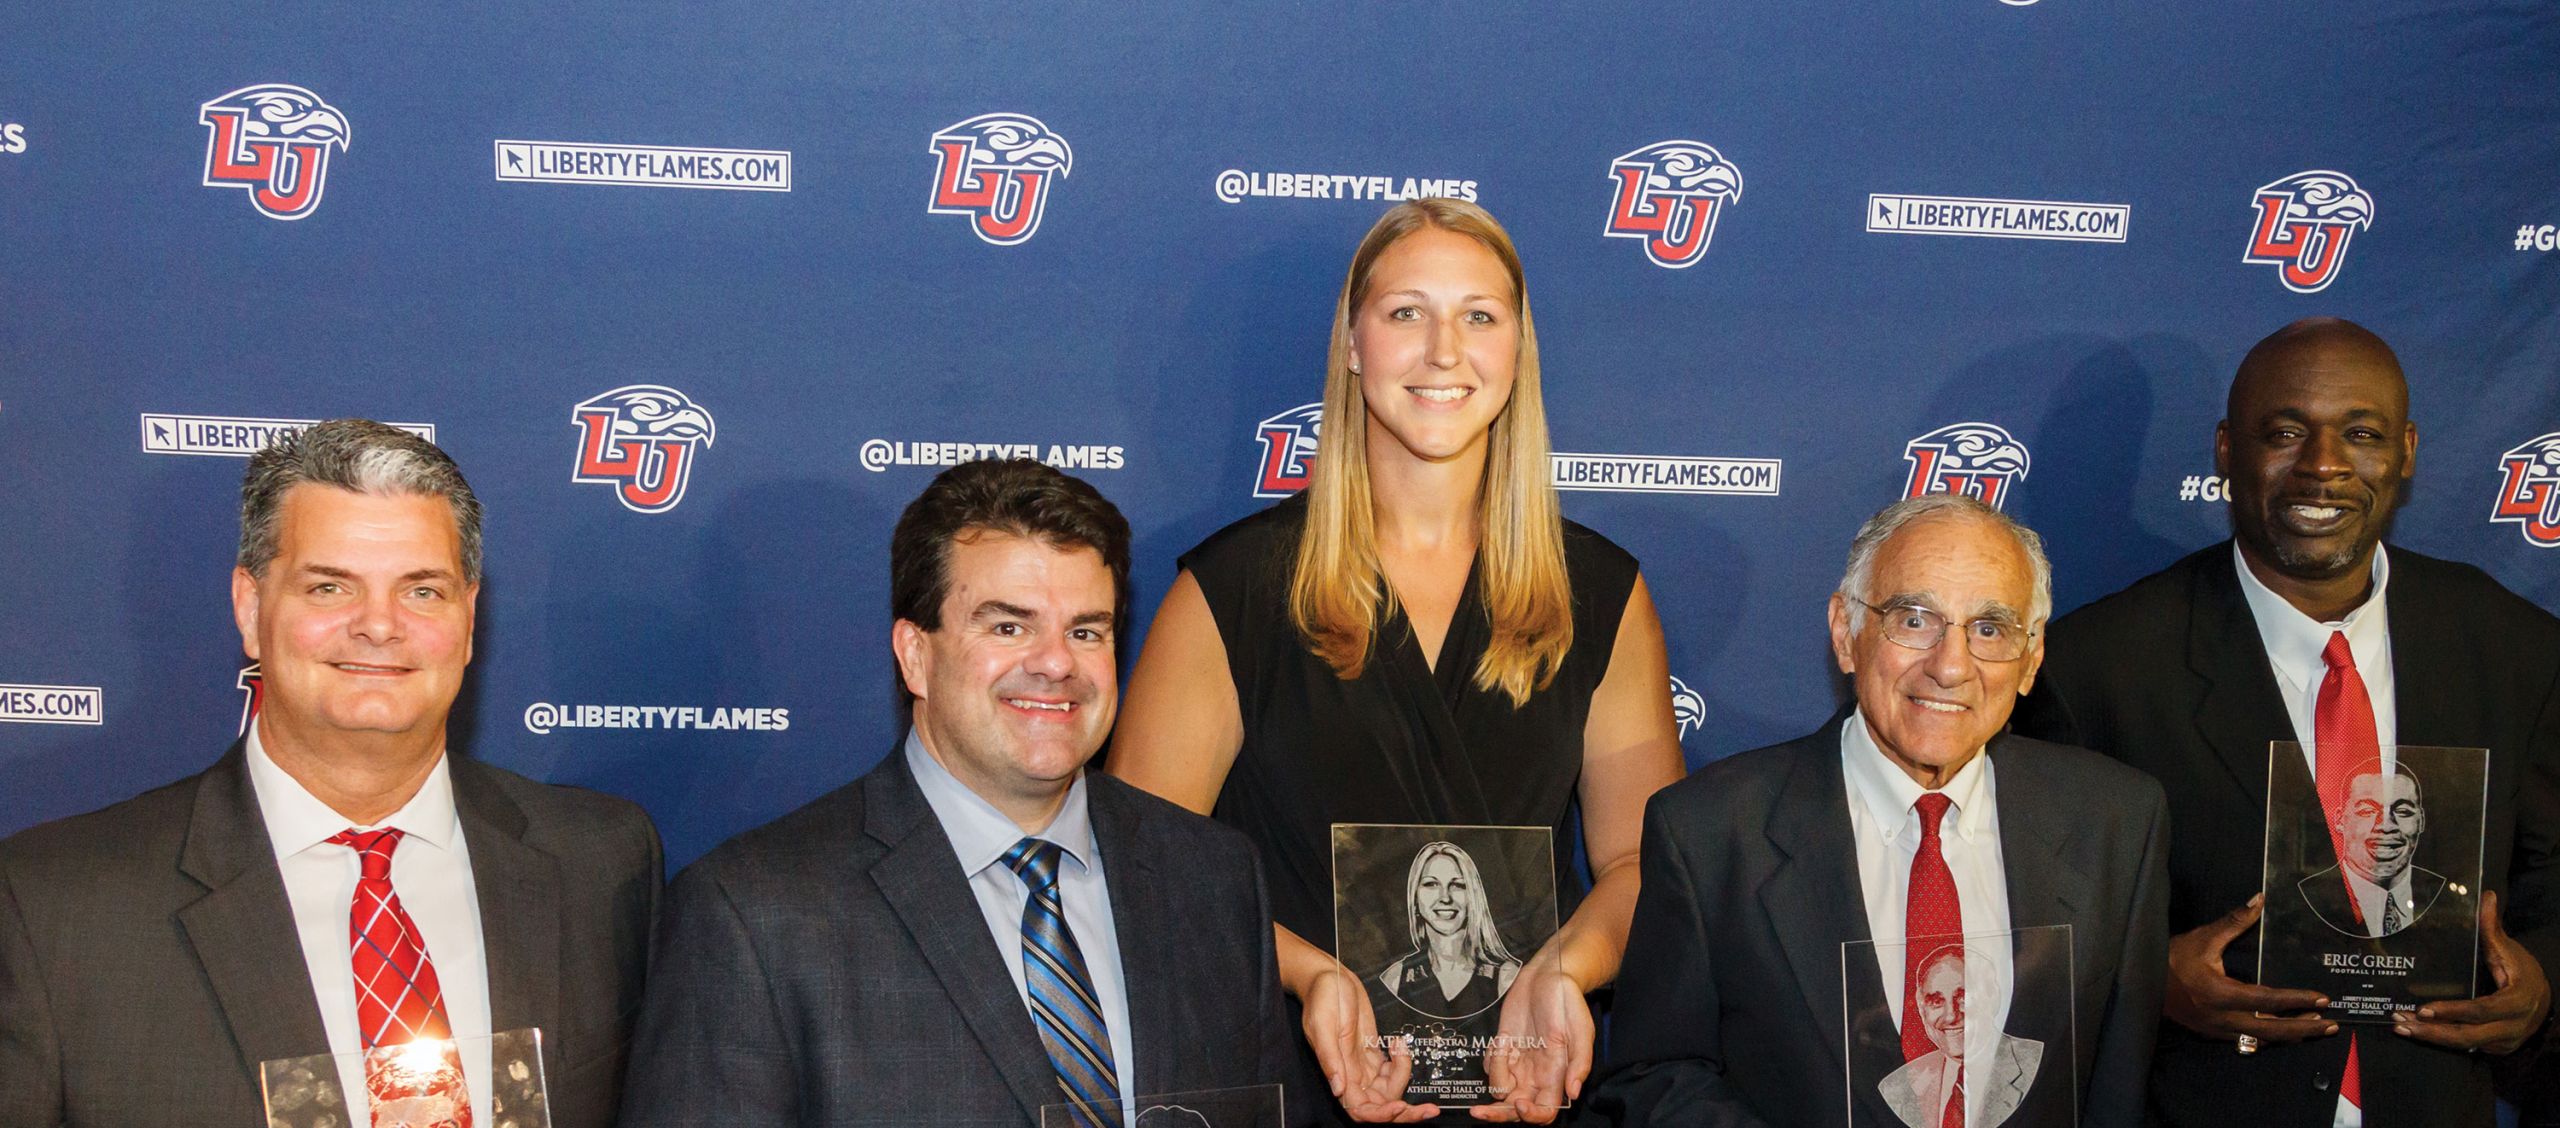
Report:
2298,759,2443,939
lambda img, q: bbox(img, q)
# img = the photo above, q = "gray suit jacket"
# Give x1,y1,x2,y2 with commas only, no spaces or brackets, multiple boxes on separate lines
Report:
1586,722,2169,1128
618,749,1302,1126
1878,1036,2041,1128
0,742,663,1128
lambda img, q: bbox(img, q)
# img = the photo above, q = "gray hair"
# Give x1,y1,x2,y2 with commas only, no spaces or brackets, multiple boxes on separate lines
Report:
238,419,483,583
1838,494,2051,635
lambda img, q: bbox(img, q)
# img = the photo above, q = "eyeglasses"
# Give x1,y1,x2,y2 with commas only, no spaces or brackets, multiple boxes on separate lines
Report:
1850,598,2037,662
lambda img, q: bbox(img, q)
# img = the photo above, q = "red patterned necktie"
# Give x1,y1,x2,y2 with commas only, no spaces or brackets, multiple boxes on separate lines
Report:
330,828,472,1126
1903,792,1963,1064
2313,631,2372,1110
1942,1064,1964,1128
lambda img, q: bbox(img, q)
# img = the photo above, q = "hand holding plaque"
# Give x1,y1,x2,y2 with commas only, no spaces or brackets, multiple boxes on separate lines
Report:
1332,824,1563,1114
2257,743,2488,1023
2390,890,2553,1054
1476,953,1592,1123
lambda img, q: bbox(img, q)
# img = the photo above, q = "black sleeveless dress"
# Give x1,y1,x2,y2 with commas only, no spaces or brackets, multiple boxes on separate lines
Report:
1176,492,1642,956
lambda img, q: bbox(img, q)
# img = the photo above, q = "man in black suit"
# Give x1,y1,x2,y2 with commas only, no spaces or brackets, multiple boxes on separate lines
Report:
0,420,661,1128
1589,494,2169,1127
2011,317,2560,1126
620,459,1298,1126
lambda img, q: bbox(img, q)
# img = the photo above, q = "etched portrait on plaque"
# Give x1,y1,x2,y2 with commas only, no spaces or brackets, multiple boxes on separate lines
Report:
1331,824,1561,1109
1843,925,2076,1127
261,1028,549,1128
2258,743,2487,1021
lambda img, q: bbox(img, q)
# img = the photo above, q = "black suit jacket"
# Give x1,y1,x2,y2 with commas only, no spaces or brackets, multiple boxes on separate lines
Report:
0,742,664,1128
618,749,1302,1126
2011,542,2560,1127
1586,722,2170,1128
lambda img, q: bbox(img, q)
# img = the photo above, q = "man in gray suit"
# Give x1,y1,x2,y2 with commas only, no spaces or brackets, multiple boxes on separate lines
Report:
620,458,1298,1127
0,420,661,1128
1588,495,2169,1128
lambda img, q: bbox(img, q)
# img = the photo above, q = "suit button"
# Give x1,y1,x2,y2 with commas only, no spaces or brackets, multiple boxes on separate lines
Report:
2314,1073,2331,1092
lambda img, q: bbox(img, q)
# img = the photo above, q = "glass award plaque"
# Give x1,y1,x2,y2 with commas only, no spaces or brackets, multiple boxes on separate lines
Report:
1841,925,2076,1128
2258,742,2487,1022
1330,823,1562,1110
260,1028,547,1128
1039,1083,1286,1127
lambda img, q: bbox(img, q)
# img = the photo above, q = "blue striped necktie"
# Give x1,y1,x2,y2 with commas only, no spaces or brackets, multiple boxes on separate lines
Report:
1001,837,1122,1127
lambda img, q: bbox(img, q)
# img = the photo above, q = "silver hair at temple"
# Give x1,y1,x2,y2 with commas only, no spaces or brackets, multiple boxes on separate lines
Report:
237,419,484,582
1838,494,2051,635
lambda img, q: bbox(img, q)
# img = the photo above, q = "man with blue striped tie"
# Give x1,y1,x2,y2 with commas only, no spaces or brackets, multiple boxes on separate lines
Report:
621,459,1302,1127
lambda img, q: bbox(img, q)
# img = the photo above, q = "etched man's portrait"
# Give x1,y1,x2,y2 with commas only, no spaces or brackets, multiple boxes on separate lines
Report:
2298,759,2444,938
1879,945,2044,1128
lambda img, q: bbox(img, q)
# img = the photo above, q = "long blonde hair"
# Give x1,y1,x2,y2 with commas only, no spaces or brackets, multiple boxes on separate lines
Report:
1288,198,1572,708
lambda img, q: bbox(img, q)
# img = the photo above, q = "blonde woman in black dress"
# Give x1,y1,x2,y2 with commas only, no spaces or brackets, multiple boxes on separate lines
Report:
1112,199,1683,1124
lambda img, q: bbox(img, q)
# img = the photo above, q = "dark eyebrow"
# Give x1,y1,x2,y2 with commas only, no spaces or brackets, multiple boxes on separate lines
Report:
1069,611,1115,629
295,564,458,585
970,600,1038,623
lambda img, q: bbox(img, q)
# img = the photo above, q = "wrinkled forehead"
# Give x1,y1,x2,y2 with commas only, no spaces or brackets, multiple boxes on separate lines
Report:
1872,515,2036,615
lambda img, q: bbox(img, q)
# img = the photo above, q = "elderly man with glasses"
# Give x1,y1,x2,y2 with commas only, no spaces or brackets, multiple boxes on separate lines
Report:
1588,494,2170,1128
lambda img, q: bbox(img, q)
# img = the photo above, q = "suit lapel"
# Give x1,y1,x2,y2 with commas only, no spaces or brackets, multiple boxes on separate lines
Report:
865,754,1064,1122
2187,548,2288,811
175,744,335,1080
2379,553,2466,745
450,759,563,1051
1757,728,1874,1082
1987,735,2097,1041
1089,778,1176,1098
1988,735,2088,936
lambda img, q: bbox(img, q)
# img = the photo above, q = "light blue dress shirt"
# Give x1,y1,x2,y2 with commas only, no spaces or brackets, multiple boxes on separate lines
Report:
904,729,1138,1108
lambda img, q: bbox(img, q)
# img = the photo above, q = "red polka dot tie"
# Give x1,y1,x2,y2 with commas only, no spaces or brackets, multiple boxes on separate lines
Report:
1902,792,1963,1064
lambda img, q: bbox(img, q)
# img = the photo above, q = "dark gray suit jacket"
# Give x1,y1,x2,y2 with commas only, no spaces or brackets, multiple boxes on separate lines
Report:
1586,722,2170,1128
2011,542,2560,1127
617,750,1301,1126
0,742,663,1128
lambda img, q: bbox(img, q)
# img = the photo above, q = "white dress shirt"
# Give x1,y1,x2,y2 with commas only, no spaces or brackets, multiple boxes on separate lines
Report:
1841,710,2015,1126
905,729,1138,1107
245,724,494,1125
2234,543,2394,1128
2341,867,2417,939
2233,542,2398,774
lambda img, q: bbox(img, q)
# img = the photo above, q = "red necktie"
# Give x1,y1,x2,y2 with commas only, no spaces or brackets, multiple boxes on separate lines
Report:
1942,1064,1964,1128
2313,631,2372,1110
331,828,472,1125
1903,792,1963,1063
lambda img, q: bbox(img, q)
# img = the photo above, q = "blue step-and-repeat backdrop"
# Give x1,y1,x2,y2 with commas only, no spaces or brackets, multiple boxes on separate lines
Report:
5,2,2557,868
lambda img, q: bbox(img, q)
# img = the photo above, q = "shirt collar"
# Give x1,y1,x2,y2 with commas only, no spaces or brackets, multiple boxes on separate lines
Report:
2233,541,2391,692
1840,709,1996,843
902,727,1098,878
243,722,461,860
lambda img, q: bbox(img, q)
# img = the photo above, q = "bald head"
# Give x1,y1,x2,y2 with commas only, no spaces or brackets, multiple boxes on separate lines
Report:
2228,317,2408,423
2216,317,2417,608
